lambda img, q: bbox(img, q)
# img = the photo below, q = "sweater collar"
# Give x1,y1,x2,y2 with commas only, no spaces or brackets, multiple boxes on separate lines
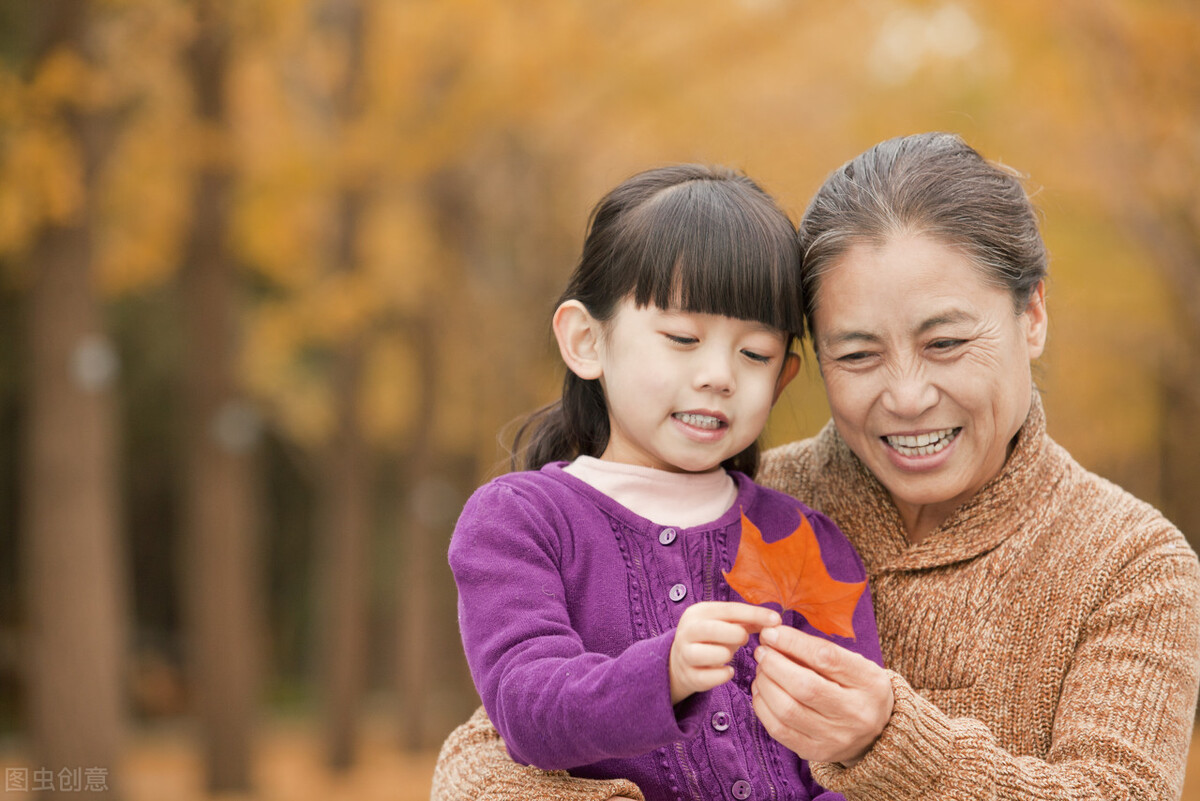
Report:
817,391,1061,573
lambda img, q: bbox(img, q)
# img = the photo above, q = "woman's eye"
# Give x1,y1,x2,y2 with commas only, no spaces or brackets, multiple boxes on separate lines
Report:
930,338,965,351
836,351,872,363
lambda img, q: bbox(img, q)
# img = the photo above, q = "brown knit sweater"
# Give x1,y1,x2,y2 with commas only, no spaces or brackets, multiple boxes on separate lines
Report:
432,395,1200,800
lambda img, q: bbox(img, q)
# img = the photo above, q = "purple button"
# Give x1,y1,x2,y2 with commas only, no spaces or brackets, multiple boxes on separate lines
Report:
659,528,677,545
732,779,752,799
711,711,730,732
669,583,687,602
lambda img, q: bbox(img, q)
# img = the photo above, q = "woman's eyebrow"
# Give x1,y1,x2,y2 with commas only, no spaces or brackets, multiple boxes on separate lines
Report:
821,330,881,347
915,310,977,334
821,311,979,347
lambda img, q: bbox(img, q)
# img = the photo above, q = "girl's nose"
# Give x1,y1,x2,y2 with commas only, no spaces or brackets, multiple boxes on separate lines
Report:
696,354,736,395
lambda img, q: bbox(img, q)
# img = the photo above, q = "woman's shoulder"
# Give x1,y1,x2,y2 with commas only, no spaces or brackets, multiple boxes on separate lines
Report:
758,422,839,497
1043,436,1197,570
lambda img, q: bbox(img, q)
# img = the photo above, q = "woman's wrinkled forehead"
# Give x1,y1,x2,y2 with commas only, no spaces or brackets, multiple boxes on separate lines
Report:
807,233,1030,338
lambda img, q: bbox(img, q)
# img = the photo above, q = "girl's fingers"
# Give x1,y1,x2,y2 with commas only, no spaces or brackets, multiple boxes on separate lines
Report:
684,619,755,649
710,602,783,631
678,641,738,670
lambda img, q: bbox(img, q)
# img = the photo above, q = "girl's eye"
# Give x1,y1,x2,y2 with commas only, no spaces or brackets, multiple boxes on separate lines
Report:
741,349,772,364
665,334,698,345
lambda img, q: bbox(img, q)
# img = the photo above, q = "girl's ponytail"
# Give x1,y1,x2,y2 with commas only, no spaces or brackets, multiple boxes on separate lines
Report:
511,373,608,472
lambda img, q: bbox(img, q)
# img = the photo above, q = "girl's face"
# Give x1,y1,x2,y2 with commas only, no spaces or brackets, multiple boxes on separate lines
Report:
812,233,1047,536
591,298,797,473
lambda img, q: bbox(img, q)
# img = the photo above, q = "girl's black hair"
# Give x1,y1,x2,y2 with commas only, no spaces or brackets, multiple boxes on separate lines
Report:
513,164,803,477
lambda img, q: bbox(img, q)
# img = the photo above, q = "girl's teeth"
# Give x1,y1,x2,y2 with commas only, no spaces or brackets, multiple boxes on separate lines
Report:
886,427,959,456
674,413,722,430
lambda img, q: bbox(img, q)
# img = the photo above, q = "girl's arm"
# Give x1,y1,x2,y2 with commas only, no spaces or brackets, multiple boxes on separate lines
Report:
752,539,1200,800
449,481,701,770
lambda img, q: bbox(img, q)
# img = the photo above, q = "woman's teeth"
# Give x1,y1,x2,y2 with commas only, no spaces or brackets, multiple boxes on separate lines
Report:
674,413,723,430
885,427,960,456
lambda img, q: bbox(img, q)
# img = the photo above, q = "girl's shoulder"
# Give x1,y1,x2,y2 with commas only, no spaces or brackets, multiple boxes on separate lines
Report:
464,463,580,513
735,471,826,520
732,472,866,581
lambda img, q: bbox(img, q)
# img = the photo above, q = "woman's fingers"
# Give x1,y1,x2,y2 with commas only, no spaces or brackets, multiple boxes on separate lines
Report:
759,625,866,687
754,643,845,717
751,628,895,764
752,672,846,762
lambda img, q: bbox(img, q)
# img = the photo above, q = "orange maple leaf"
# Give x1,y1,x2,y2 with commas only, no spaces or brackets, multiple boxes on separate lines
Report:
723,509,866,639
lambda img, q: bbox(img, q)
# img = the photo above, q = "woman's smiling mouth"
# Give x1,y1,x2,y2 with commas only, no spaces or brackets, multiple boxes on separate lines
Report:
884,427,961,457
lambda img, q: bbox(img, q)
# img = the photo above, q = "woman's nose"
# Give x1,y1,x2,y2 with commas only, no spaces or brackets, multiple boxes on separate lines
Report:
881,369,937,417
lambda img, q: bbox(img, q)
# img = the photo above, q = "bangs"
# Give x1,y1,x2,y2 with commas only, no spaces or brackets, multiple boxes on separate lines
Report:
617,178,804,339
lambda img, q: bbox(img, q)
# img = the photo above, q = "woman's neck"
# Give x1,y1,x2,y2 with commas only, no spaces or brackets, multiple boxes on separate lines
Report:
895,502,957,545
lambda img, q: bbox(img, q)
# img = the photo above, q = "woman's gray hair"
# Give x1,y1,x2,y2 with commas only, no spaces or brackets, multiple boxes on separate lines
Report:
798,132,1048,333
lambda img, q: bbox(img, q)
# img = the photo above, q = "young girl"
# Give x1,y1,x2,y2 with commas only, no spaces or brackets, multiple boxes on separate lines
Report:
449,164,881,801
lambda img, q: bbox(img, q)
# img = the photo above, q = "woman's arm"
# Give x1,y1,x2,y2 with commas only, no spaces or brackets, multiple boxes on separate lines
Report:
431,707,645,801
751,543,1200,800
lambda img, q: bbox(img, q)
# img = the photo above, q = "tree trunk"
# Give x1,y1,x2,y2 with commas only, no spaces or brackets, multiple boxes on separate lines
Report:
179,2,263,791
313,0,373,770
21,3,126,799
395,314,444,750
21,97,126,801
317,336,372,770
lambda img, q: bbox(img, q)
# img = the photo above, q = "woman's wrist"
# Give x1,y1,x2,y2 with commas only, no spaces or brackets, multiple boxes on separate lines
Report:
811,671,952,798
836,674,895,768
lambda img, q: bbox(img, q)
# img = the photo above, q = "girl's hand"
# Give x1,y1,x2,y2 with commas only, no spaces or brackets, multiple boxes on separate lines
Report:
751,626,894,765
669,602,781,705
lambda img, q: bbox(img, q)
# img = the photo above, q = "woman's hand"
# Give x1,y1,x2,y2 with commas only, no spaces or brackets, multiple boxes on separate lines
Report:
670,601,781,705
752,625,894,765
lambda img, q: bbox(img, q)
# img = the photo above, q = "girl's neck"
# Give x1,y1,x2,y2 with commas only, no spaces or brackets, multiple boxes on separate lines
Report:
564,456,738,528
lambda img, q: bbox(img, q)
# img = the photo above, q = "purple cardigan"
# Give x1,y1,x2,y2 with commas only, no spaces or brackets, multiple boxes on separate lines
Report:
450,463,882,801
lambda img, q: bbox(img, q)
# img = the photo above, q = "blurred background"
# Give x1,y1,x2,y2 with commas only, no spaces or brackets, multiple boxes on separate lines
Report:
0,0,1197,799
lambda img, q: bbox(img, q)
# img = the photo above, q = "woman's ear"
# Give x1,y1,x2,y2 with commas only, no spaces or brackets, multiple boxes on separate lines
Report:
1023,280,1048,359
553,300,604,380
772,352,801,404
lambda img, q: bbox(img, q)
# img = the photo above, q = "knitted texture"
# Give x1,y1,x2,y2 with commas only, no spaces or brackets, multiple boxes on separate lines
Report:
431,707,644,801
763,394,1200,800
433,394,1200,800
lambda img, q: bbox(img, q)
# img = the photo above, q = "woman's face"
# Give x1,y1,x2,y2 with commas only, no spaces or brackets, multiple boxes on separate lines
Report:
812,234,1047,536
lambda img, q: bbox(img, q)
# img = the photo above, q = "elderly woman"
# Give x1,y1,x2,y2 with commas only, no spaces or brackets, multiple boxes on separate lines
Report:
432,133,1200,801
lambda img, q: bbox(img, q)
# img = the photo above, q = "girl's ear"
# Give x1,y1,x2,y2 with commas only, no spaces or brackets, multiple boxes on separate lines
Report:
772,352,801,404
553,300,604,380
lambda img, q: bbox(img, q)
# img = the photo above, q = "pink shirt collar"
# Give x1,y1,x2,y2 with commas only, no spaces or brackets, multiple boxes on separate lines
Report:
563,456,738,528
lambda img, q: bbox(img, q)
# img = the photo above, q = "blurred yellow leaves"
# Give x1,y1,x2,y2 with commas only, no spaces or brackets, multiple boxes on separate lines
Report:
0,122,83,254
1,0,1196,492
